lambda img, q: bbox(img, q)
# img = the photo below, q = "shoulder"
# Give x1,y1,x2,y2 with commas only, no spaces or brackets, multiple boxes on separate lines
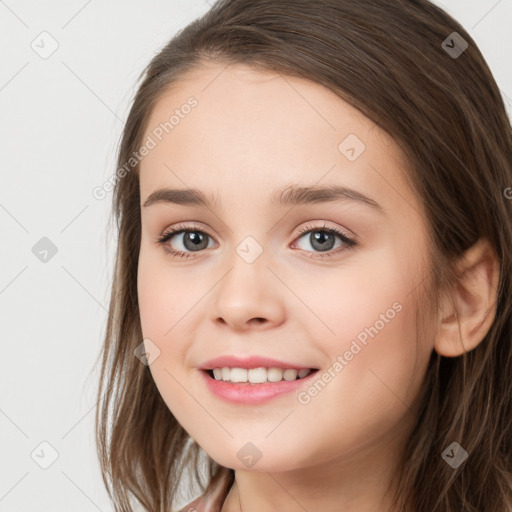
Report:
175,494,207,512
174,490,225,512
174,469,233,512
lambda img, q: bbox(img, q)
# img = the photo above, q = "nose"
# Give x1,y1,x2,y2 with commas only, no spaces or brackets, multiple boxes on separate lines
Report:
209,251,286,332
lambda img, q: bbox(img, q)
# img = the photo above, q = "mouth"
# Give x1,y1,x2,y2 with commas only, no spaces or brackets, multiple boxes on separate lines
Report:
203,367,319,385
200,366,320,404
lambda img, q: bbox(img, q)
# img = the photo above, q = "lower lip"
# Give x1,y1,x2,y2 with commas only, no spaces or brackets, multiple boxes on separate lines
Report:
200,369,319,405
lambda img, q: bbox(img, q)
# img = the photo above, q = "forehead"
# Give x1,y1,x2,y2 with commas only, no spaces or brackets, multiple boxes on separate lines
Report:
139,62,419,216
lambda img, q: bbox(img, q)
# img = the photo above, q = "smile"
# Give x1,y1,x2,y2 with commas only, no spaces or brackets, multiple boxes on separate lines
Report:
208,366,316,383
200,367,320,404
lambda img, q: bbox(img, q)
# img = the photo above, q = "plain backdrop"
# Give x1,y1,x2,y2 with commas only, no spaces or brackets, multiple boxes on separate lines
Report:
1,1,511,510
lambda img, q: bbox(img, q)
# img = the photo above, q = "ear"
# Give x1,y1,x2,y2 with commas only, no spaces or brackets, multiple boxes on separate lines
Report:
434,238,500,357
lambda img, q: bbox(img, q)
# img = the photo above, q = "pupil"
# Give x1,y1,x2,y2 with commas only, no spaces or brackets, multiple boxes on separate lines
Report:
185,231,207,251
311,231,334,251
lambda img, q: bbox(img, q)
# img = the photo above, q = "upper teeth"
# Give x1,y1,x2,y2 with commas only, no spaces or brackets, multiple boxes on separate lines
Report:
212,367,312,383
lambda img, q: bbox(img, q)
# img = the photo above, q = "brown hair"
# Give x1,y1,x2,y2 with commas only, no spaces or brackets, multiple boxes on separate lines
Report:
94,0,512,510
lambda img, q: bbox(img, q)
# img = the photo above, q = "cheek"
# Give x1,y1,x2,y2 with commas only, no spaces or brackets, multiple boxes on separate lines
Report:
277,255,430,461
137,247,195,341
137,252,198,413
297,249,427,399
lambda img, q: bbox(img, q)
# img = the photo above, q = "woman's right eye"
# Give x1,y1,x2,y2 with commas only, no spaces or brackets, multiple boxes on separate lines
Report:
156,225,215,259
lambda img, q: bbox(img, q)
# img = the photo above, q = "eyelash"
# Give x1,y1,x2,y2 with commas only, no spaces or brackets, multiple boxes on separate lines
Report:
156,222,357,260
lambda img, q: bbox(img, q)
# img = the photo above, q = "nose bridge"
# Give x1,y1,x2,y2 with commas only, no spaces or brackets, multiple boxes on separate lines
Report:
222,232,269,294
234,233,266,266
220,204,271,267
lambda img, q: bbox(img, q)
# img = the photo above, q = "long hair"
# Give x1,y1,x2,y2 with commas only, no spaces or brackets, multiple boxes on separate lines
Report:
94,1,512,510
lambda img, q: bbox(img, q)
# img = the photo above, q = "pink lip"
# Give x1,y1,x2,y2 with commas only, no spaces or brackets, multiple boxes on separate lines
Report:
199,368,319,405
199,355,315,371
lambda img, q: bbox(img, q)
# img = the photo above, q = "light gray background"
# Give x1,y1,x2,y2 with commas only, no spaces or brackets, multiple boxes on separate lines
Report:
1,1,511,510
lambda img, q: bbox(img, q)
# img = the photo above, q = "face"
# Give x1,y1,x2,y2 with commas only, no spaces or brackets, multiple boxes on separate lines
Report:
137,62,436,473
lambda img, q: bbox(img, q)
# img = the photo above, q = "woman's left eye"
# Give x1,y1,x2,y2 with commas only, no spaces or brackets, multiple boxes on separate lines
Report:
292,223,357,258
156,222,357,260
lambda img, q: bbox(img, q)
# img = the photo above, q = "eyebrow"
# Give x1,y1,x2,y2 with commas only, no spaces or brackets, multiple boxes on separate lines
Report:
142,184,385,213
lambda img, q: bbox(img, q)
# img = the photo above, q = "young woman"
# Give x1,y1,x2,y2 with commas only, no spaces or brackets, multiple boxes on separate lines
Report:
94,1,512,510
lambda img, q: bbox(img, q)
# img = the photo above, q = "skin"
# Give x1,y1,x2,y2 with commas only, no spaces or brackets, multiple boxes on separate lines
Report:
136,62,499,512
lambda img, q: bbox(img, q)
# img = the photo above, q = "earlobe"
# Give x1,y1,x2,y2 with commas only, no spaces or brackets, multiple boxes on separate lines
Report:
434,238,500,357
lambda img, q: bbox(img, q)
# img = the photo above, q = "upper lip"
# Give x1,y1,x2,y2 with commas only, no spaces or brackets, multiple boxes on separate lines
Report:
199,355,317,371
